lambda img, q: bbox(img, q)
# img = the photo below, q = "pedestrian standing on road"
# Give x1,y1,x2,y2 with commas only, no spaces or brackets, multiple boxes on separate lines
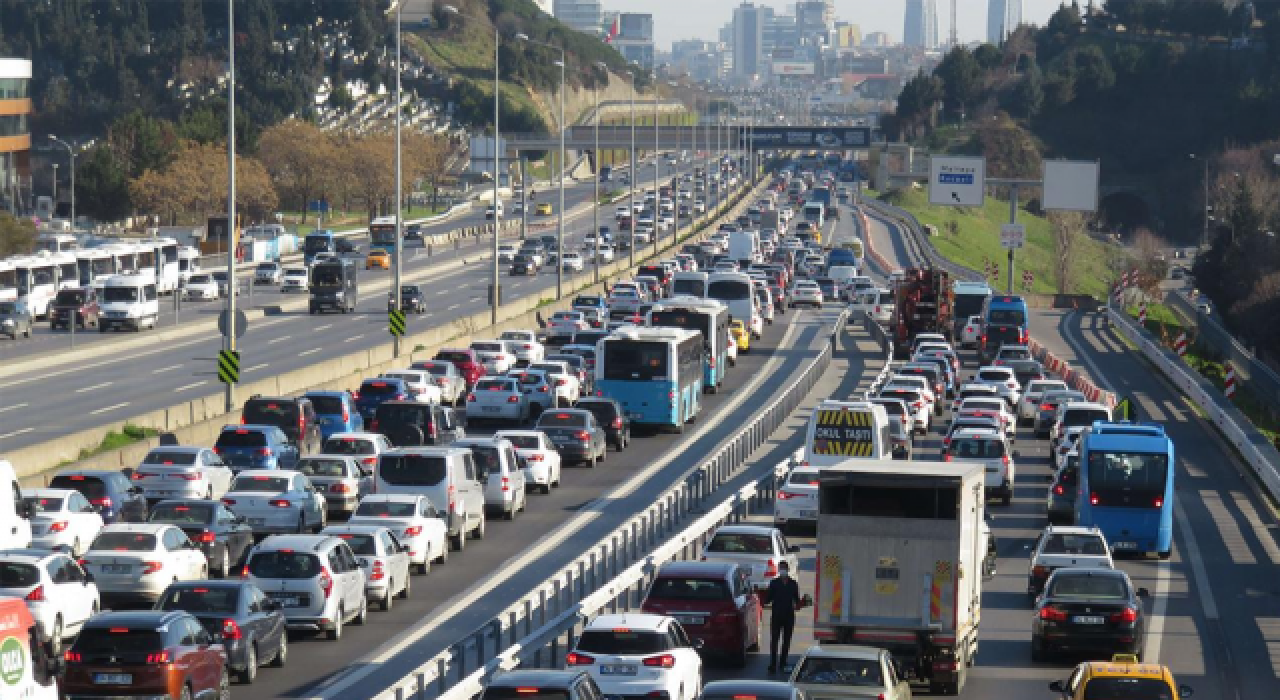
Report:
764,560,802,673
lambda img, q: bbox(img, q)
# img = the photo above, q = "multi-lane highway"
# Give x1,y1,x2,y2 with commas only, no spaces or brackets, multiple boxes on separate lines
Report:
0,159,725,454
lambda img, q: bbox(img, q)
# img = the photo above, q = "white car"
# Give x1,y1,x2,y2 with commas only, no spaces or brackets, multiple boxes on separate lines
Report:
1019,379,1070,423
959,315,983,348
568,613,702,700
883,375,937,413
281,266,309,292
548,311,590,340
494,430,563,494
320,431,395,474
81,523,208,605
498,330,546,365
131,446,235,505
789,281,823,308
347,494,448,574
700,524,799,592
320,524,412,611
773,467,820,532
221,470,328,535
0,549,100,654
1027,525,1115,596
953,397,1016,438
877,387,931,435
254,262,282,285
382,370,445,404
973,366,1022,407
183,273,220,300
527,360,582,405
22,488,106,557
594,244,616,263
561,252,586,272
498,243,519,263
470,340,518,374
466,376,532,424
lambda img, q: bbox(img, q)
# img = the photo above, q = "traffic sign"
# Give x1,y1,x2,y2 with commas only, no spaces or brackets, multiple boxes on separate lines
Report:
989,264,1000,281
217,310,248,339
1000,223,1026,250
929,156,985,207
1112,396,1138,422
388,309,406,337
217,350,240,384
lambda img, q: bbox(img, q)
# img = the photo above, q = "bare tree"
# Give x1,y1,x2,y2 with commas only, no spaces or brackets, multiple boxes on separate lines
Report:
1048,210,1085,294
1131,226,1168,292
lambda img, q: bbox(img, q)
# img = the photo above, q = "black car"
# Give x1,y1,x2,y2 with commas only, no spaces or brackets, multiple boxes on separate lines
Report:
156,580,288,683
372,401,462,447
534,409,608,466
980,324,1024,364
404,223,424,241
148,499,255,579
1007,359,1046,388
337,238,358,254
240,395,323,454
49,470,147,523
1031,568,1148,662
573,397,631,451
1046,457,1080,525
814,277,837,301
395,284,426,313
510,254,538,276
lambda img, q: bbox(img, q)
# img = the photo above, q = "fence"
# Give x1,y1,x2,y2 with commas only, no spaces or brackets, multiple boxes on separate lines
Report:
1166,289,1280,412
376,309,850,700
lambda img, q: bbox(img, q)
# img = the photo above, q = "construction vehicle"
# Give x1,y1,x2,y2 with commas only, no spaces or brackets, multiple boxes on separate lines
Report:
891,267,954,358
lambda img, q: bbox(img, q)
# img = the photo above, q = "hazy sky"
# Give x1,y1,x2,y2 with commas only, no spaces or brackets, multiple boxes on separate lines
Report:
602,0,1070,51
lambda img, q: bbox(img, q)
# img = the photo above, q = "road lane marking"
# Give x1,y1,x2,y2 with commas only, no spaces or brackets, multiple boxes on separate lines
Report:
0,403,28,414
152,364,183,374
314,324,333,331
244,363,269,373
0,428,34,440
267,335,292,345
345,334,364,343
299,348,322,357
307,309,819,699
90,402,130,415
76,381,114,393
175,381,207,392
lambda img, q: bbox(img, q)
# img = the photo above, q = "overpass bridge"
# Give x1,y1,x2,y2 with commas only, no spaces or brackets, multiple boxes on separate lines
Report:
502,125,874,153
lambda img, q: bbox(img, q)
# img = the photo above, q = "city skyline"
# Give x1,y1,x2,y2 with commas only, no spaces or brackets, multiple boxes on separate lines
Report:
600,0,1066,51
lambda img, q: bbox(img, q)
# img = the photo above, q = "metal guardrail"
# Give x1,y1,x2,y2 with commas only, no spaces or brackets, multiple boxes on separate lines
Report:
1166,289,1280,411
861,199,983,282
377,309,849,700
1108,305,1280,502
858,310,895,397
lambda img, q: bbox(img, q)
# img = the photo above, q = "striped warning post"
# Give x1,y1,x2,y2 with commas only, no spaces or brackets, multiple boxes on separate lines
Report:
1174,332,1188,357
1138,301,1147,325
1225,362,1237,399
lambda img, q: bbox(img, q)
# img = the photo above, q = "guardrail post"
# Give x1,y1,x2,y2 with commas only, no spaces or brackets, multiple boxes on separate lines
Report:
509,610,519,649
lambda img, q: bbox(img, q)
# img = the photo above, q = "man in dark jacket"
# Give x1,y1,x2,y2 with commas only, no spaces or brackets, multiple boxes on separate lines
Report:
764,560,803,673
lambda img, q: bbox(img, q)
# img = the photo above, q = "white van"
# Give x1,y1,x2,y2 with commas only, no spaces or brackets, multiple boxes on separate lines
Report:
99,273,159,331
374,446,487,551
828,265,858,291
0,459,33,547
803,400,893,466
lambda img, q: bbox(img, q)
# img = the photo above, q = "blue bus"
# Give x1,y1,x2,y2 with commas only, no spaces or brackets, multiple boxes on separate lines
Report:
595,327,704,432
1076,422,1175,558
647,297,730,394
981,294,1029,332
303,230,337,264
369,216,398,256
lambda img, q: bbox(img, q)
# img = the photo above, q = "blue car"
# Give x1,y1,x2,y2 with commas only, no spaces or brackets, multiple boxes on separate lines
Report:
353,377,412,424
212,425,299,472
48,469,148,524
304,389,365,440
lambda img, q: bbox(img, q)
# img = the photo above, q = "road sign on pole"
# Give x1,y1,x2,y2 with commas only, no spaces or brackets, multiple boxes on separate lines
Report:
388,309,406,337
217,350,240,384
929,156,985,207
990,263,1000,282
1000,223,1026,249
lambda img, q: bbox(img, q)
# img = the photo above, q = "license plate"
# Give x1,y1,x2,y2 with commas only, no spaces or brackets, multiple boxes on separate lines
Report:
271,594,302,607
94,673,132,685
1073,616,1105,625
679,616,705,625
600,664,637,676
249,518,266,526
101,564,131,574
797,509,816,517
482,406,501,413
1112,541,1138,551
629,412,644,420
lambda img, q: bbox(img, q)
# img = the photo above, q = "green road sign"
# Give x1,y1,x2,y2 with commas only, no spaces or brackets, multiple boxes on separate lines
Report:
389,309,406,337
1112,396,1137,422
217,350,240,384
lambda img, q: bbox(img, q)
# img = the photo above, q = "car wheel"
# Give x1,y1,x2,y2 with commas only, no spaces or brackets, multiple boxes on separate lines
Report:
270,632,287,667
400,572,413,598
597,446,607,464
296,513,307,534
181,683,193,700
417,551,432,574
450,528,466,552
472,514,486,540
540,481,552,494
237,642,258,684
353,598,367,625
217,546,230,578
327,608,344,640
48,616,62,658
381,582,395,611
504,502,516,521
1030,636,1047,662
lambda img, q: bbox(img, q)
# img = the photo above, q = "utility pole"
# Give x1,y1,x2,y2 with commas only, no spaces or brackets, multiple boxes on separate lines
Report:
223,0,238,413
392,0,403,357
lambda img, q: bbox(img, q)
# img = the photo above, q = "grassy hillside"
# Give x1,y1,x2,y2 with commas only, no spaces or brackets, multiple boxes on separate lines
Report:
882,187,1121,299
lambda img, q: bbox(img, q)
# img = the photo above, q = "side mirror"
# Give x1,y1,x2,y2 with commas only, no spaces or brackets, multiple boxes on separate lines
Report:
1048,681,1065,693
788,545,800,553
1178,685,1194,698
1137,587,1150,598
691,638,705,650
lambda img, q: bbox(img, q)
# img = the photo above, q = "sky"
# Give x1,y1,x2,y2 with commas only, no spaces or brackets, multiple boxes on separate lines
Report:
601,0,1070,52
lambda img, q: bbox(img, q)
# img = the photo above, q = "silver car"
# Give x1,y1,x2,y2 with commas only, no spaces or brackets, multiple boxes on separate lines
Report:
465,376,531,424
246,534,367,639
296,455,372,517
221,470,327,535
319,524,412,611
790,645,913,700
131,446,234,505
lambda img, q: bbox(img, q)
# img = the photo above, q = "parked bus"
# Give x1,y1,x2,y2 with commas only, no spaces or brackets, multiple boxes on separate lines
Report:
177,245,201,285
647,297,730,393
1076,422,1176,558
369,216,399,255
304,229,339,264
147,237,181,295
75,248,116,286
35,231,79,253
12,254,61,318
0,259,16,302
707,271,761,339
595,327,704,432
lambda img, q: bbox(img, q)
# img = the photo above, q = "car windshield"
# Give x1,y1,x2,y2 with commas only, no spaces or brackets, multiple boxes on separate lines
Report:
1082,678,1175,700
789,471,820,486
149,503,214,525
297,458,351,477
1043,534,1108,556
356,501,418,517
248,551,321,579
308,395,345,414
158,586,240,614
378,455,446,486
575,630,670,655
231,475,291,493
978,370,1013,382
649,577,730,601
333,533,378,555
947,438,1005,459
73,629,164,654
216,430,268,448
0,562,40,586
360,381,401,396
1048,574,1128,599
706,532,773,554
142,449,199,466
243,401,298,425
794,656,884,687
501,435,540,449
91,532,157,552
477,379,516,392
322,438,375,455
49,475,107,500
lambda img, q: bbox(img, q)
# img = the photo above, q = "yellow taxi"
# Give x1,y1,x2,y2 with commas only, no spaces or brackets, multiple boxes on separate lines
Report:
365,249,391,270
535,202,554,216
1049,655,1192,699
729,319,750,354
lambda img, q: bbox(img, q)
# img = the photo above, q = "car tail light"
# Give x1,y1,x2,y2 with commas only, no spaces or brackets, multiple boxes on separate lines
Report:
91,497,112,509
25,585,44,602
174,472,202,481
320,569,334,598
778,491,798,500
1153,497,1164,508
221,498,236,506
141,561,164,575
764,559,778,578
1032,565,1049,579
507,395,520,403
404,525,424,537
1054,484,1064,495
500,477,511,492
538,386,549,393
1002,455,1010,467
566,652,595,666
1110,606,1139,624
370,419,380,431
642,654,676,668
48,520,69,533
146,651,171,664
574,430,590,441
342,406,350,423
257,448,273,457
331,482,355,494
269,499,292,508
370,560,386,581
468,394,477,402
222,619,243,640
212,447,222,455
198,530,217,543
1040,403,1053,411
942,454,952,462
64,650,81,663
352,391,361,400
1090,492,1099,506
1007,382,1016,389
131,471,151,481
1038,605,1068,622
395,393,407,400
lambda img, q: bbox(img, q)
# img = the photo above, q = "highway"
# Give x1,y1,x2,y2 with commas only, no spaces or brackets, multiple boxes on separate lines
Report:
0,159,726,454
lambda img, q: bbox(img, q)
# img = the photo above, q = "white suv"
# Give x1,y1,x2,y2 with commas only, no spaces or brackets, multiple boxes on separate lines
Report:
246,534,368,641
568,613,703,700
0,549,100,655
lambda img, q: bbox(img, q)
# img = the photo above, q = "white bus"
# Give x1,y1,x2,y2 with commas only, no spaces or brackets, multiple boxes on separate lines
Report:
12,254,60,318
671,271,708,297
707,270,762,339
177,245,201,285
0,259,17,303
35,232,79,253
146,237,181,295
75,247,116,286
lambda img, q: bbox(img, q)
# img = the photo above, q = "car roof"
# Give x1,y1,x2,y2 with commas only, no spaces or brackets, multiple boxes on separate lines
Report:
256,534,337,551
322,524,394,536
83,610,190,629
1063,401,1109,410
101,523,171,534
656,560,737,578
21,487,79,498
1044,524,1104,537
700,681,796,699
144,446,204,454
586,613,668,631
327,432,380,441
951,428,1003,439
0,548,61,563
358,493,423,504
235,469,297,478
713,524,778,536
52,468,121,478
487,670,589,687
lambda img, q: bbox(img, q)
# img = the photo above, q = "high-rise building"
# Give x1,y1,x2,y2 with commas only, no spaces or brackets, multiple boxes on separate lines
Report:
863,32,891,47
614,13,655,70
531,0,553,15
0,57,31,215
903,0,939,48
553,0,603,36
733,2,766,79
987,0,1023,44
834,22,862,48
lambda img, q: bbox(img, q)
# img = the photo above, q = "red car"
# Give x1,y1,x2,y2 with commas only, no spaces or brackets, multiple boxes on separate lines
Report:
433,347,484,390
640,560,761,667
63,610,229,700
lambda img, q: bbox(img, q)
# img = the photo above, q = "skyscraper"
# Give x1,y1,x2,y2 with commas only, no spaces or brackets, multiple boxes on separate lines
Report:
733,2,766,79
904,0,939,49
987,0,1023,44
553,0,603,36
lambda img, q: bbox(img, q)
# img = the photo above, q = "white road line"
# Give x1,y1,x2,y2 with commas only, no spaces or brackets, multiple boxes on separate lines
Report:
344,334,364,343
447,303,460,311
175,381,207,392
0,427,34,440
89,402,130,416
152,364,183,374
76,381,114,393
314,324,333,331
267,335,292,345
244,363,270,373
0,403,28,414
299,348,323,357
307,310,818,699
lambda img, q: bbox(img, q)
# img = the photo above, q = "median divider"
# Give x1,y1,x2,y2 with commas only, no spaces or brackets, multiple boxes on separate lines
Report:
373,308,849,700
13,177,770,484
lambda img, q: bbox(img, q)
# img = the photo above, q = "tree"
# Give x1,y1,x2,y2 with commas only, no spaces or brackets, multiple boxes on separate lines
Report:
257,119,338,222
0,211,36,257
1131,227,1169,289
106,110,179,179
77,146,133,222
1011,61,1044,118
130,141,277,224
403,131,451,210
1048,211,1086,294
972,43,1003,71
338,132,397,220
935,47,983,117
1071,45,1115,98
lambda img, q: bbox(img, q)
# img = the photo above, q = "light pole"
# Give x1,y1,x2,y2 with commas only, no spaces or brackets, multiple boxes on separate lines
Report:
592,61,607,284
1190,153,1210,250
516,34,566,299
220,0,237,412
444,4,502,324
652,85,660,257
628,70,637,268
51,163,58,209
47,135,76,230
389,0,404,357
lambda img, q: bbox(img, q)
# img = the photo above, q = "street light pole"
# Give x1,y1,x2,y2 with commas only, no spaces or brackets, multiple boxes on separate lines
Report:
652,90,659,257
492,23,500,324
392,0,403,357
224,0,237,412
593,61,607,285
628,71,637,268
47,136,76,230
